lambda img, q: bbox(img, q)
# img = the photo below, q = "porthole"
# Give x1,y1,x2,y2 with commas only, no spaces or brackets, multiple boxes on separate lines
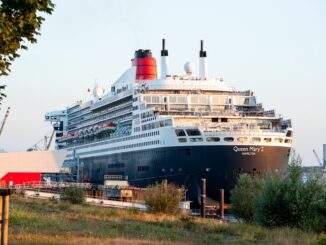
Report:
264,138,272,143
224,137,234,142
189,138,203,142
252,137,261,143
206,137,220,142
178,138,187,143
237,137,248,143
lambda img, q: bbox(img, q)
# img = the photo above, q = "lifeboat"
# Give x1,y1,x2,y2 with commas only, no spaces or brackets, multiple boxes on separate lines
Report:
60,132,78,142
97,122,116,133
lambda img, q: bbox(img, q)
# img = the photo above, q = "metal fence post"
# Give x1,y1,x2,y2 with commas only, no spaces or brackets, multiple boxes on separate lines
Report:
0,196,2,243
219,189,224,219
162,179,167,190
0,189,12,245
201,178,206,218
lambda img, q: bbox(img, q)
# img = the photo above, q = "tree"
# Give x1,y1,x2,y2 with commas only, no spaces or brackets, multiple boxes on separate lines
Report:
230,151,326,232
230,174,261,223
0,0,54,102
254,154,326,232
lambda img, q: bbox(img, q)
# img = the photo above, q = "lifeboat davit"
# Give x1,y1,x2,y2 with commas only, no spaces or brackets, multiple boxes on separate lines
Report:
89,127,94,136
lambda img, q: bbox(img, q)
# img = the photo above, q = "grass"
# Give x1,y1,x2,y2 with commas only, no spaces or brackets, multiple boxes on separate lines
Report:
9,195,326,245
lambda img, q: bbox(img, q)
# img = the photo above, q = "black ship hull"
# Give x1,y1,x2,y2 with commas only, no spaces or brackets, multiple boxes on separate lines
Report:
78,145,290,205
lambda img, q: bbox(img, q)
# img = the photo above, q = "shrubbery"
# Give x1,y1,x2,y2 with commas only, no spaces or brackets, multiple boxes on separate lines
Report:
230,154,326,232
61,187,85,204
144,182,184,214
230,174,260,223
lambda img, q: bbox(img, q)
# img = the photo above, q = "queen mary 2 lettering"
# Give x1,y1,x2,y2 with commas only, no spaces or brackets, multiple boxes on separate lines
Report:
45,39,293,205
233,146,265,155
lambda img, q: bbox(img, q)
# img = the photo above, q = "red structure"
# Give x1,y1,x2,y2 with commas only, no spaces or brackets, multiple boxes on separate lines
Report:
0,150,67,187
133,49,157,80
0,172,41,186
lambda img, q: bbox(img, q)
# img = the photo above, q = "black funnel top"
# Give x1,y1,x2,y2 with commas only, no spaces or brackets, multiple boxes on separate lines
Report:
200,40,207,58
134,49,153,58
161,39,168,56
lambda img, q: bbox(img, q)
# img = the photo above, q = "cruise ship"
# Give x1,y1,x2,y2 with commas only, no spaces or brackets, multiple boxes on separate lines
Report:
45,40,293,204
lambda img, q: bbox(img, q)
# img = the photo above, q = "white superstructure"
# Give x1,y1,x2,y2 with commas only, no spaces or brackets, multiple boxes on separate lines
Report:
44,40,293,201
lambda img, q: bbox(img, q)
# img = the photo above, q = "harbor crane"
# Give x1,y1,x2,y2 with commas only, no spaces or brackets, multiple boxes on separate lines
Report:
312,149,323,166
44,129,55,150
312,149,326,174
27,129,55,151
0,107,10,137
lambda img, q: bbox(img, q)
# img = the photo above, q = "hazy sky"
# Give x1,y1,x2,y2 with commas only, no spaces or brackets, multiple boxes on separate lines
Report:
0,0,325,166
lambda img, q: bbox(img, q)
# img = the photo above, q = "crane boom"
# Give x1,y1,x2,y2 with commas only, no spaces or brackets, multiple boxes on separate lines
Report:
313,149,323,166
0,107,10,137
46,129,55,150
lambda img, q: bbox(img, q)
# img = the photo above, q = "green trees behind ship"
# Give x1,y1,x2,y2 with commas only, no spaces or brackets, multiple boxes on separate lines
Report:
230,154,326,233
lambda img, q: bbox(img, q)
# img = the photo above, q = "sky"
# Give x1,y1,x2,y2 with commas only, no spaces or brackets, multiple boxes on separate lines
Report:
0,0,325,166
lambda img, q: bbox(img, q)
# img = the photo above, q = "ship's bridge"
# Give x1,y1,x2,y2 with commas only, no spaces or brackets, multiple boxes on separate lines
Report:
45,110,66,122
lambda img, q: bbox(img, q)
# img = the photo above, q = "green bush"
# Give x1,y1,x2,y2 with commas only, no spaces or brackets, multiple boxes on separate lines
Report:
230,152,326,233
254,173,290,227
254,157,326,231
300,176,326,232
61,187,85,204
230,174,261,223
144,182,184,214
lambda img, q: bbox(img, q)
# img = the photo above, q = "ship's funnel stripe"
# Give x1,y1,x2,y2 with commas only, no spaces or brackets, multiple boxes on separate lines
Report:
134,57,157,80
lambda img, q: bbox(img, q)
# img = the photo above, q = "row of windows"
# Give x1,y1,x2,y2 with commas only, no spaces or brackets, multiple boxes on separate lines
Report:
175,129,201,137
70,130,160,153
108,140,160,152
141,111,154,119
179,138,206,143
141,116,156,123
68,110,132,132
68,102,132,128
106,131,160,145
142,119,172,131
178,137,292,144
91,94,132,112
142,95,253,106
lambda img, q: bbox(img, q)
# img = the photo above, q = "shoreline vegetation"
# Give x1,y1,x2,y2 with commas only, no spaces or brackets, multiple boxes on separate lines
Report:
230,154,326,233
9,195,325,245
